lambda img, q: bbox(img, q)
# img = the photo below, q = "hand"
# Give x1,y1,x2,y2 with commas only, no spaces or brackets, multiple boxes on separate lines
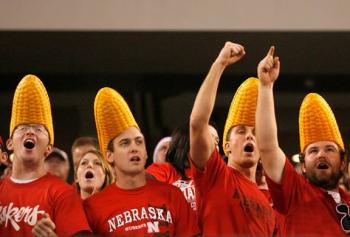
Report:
257,46,280,85
214,41,245,67
32,213,57,237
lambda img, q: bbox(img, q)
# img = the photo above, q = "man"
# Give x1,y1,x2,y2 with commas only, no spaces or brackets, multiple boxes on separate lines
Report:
0,75,90,236
256,46,350,236
189,42,275,236
44,147,70,182
84,87,199,236
71,136,99,170
0,136,10,179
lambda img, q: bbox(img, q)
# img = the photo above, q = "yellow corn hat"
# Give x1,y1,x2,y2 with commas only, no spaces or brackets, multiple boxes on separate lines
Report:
10,74,54,144
94,87,139,158
299,93,344,152
223,77,259,155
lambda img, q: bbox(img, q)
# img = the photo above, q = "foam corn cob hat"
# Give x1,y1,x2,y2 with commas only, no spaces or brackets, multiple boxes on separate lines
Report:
94,87,139,158
10,74,54,144
223,77,259,155
299,93,344,152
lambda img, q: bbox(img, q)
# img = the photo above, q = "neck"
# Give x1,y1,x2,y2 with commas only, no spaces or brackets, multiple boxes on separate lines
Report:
80,187,97,200
115,170,147,190
228,161,257,183
11,159,46,180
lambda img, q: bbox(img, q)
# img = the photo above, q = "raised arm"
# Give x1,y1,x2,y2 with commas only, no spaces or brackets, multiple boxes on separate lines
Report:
190,42,245,169
256,46,286,183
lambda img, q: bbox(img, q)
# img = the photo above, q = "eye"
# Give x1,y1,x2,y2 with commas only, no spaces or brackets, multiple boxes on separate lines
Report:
326,147,337,153
80,160,88,166
94,160,102,166
308,148,318,154
119,140,130,147
135,138,144,145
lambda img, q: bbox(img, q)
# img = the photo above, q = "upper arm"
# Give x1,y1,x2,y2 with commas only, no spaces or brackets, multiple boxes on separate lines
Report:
260,147,286,184
189,122,215,170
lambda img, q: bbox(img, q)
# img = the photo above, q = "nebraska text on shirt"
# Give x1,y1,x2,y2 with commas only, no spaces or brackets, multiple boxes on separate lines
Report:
0,202,45,231
107,206,173,232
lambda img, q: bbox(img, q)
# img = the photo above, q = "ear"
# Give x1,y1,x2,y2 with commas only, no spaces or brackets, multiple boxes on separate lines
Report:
0,151,8,165
6,138,13,152
340,158,346,172
300,161,306,173
106,150,114,164
44,144,53,158
224,141,230,155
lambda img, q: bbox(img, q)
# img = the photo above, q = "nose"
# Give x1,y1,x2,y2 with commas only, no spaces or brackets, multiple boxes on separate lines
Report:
246,131,254,141
130,141,140,154
317,149,327,158
87,161,93,168
25,126,35,135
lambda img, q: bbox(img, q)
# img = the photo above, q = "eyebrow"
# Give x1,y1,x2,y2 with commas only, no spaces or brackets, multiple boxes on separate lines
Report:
325,145,338,149
118,136,144,142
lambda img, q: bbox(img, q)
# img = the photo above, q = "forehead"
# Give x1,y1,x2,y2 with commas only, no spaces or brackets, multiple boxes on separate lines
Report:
304,141,339,151
115,127,143,141
81,152,100,160
232,125,254,132
209,125,218,137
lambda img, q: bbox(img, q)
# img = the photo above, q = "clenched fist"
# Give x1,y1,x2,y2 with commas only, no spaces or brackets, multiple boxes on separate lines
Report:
214,42,245,67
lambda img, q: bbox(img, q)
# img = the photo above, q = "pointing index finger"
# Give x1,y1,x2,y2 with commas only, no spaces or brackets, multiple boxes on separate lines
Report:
267,46,275,57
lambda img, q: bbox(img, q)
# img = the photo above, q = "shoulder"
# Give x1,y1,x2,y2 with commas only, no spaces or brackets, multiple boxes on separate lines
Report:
147,179,182,195
84,183,115,206
147,162,174,172
39,174,79,200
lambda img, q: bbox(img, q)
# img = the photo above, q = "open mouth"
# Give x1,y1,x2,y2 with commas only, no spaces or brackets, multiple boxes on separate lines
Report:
244,143,254,153
130,156,141,162
317,162,330,170
85,170,94,179
23,139,35,149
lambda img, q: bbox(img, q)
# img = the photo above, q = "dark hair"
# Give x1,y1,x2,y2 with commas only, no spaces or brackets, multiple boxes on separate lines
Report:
166,121,218,180
71,136,99,153
166,122,190,180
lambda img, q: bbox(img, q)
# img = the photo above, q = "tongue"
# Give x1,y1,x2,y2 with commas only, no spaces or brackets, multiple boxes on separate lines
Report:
24,141,35,149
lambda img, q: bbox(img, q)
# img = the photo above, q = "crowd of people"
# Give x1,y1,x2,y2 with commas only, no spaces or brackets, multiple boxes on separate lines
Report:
1,41,350,236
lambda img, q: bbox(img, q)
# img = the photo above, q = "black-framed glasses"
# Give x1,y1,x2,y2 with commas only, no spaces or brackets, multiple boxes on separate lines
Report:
336,203,350,234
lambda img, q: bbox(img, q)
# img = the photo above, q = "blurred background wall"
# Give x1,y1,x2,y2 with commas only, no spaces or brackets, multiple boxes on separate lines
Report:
1,0,350,175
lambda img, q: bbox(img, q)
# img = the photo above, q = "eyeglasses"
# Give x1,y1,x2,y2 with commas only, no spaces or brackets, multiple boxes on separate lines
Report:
14,124,48,136
336,203,350,234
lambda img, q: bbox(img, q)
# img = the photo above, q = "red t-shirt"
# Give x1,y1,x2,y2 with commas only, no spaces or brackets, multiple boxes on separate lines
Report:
266,159,350,236
0,174,91,237
83,179,200,236
259,188,285,236
146,163,196,210
191,148,276,236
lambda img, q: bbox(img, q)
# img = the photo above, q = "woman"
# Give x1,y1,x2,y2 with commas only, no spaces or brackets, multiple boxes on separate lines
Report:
75,149,115,200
